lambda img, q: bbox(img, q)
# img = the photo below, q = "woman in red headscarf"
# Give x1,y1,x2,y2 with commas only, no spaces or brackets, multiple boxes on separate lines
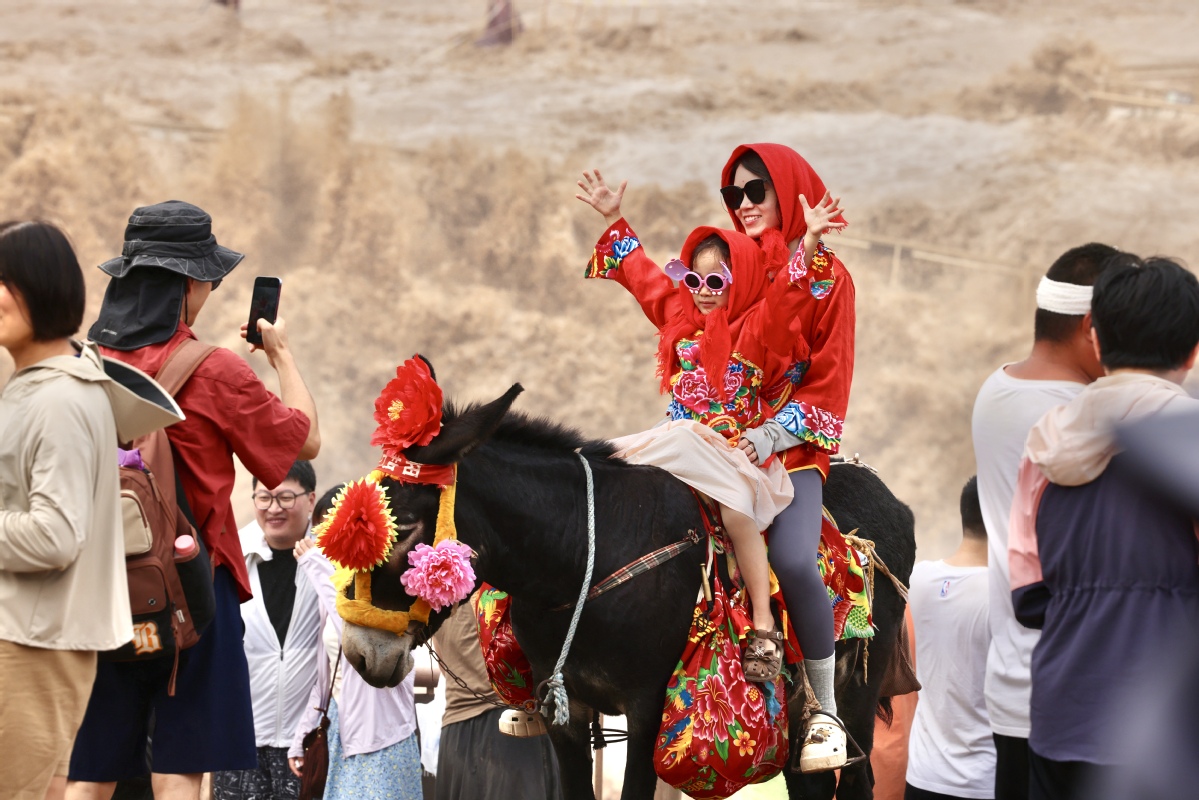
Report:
588,214,839,683
578,144,853,772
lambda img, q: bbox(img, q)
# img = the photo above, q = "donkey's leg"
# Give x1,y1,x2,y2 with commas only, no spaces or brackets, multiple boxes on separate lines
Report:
834,625,901,800
546,699,598,800
831,691,878,800
837,582,909,800
618,699,666,800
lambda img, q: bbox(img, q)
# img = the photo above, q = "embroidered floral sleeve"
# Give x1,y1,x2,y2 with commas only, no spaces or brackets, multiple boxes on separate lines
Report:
762,246,854,471
587,220,643,279
785,239,809,286
585,218,679,328
808,242,836,300
773,400,844,454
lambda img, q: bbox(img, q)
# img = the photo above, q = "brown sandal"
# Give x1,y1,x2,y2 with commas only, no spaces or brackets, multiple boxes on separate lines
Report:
743,628,784,682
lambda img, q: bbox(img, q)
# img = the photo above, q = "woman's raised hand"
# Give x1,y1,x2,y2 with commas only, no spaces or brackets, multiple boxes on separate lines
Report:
799,191,847,240
576,169,627,226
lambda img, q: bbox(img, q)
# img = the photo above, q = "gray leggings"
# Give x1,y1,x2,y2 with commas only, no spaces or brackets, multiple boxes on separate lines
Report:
769,469,835,660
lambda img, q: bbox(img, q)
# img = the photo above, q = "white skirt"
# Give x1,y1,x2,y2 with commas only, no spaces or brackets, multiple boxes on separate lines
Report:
611,420,794,531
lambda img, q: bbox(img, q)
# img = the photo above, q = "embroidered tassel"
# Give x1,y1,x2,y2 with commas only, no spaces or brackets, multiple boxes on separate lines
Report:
763,679,783,722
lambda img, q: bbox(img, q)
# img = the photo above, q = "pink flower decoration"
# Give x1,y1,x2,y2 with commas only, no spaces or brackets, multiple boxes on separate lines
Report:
799,402,844,440
727,670,767,727
723,369,744,398
401,540,476,610
674,368,719,412
692,671,735,744
787,242,808,285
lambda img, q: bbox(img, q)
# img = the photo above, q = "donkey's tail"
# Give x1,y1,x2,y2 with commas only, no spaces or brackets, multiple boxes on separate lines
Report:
875,695,894,727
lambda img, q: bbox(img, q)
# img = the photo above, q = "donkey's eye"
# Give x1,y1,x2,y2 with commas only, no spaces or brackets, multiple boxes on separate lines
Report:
395,521,420,535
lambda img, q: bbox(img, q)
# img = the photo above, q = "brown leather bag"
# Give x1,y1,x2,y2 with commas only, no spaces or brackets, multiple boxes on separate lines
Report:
300,647,341,800
102,340,218,696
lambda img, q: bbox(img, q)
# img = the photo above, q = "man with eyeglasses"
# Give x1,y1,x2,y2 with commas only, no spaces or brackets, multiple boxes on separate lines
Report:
213,461,321,800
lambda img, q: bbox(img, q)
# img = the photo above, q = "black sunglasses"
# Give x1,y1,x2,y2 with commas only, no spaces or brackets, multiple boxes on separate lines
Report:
719,179,769,209
210,277,223,291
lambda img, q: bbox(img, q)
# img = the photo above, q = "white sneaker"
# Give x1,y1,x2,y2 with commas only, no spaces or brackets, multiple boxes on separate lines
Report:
799,712,848,773
498,708,548,737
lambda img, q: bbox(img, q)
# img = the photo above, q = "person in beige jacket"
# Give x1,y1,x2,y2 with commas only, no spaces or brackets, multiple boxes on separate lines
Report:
0,221,178,800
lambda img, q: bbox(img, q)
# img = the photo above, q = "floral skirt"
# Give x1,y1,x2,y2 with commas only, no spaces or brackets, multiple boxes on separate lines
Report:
611,419,793,531
325,700,423,800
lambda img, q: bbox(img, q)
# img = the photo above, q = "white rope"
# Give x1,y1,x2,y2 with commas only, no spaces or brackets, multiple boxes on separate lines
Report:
540,453,597,725
1036,276,1093,315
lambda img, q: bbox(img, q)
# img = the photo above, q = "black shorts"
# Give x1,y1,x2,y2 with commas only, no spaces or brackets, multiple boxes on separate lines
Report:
68,567,257,781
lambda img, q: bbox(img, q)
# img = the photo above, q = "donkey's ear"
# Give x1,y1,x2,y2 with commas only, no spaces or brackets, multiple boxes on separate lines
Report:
409,384,523,465
415,354,436,382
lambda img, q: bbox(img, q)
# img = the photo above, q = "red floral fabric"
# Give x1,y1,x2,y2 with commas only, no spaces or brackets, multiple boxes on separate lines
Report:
655,576,789,798
588,214,854,478
588,221,812,443
472,585,536,710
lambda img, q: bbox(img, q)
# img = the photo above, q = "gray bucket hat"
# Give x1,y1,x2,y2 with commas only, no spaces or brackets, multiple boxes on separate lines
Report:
98,200,245,282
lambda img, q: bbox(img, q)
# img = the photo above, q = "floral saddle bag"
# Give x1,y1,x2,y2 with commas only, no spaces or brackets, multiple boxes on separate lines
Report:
654,567,789,799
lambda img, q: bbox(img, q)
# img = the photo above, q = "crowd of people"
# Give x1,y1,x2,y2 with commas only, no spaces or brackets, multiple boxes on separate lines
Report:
878,244,1199,800
0,137,1197,800
0,203,559,800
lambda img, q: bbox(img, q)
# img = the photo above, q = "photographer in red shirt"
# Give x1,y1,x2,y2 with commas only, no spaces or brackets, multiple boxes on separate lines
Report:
68,201,320,800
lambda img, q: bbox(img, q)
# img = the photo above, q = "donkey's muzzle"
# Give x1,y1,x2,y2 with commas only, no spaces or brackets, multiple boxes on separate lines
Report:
342,621,416,688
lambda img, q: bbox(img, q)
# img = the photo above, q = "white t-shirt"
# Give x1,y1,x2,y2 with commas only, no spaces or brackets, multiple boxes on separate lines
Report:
906,560,995,798
971,366,1084,737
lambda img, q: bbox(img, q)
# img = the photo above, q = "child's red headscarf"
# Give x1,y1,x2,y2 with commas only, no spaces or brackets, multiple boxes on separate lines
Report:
657,227,770,402
720,143,847,269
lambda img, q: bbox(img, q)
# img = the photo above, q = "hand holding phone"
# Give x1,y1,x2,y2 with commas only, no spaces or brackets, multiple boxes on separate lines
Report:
246,277,282,346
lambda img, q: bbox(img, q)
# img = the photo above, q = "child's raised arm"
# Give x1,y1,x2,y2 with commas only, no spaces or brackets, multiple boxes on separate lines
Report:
576,169,626,227
577,169,678,328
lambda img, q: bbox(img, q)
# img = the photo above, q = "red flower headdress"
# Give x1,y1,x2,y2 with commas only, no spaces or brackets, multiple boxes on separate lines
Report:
371,357,443,454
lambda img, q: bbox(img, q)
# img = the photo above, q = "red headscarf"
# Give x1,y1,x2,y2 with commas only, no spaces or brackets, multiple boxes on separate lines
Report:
657,227,770,402
720,143,847,269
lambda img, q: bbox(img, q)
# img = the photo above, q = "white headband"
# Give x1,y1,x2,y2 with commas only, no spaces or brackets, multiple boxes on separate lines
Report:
1036,276,1093,315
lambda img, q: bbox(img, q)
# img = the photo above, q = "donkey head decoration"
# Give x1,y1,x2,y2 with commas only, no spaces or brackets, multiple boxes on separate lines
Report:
318,355,521,687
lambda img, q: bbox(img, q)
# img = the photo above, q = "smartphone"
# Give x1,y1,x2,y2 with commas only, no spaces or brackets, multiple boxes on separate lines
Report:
246,277,282,346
